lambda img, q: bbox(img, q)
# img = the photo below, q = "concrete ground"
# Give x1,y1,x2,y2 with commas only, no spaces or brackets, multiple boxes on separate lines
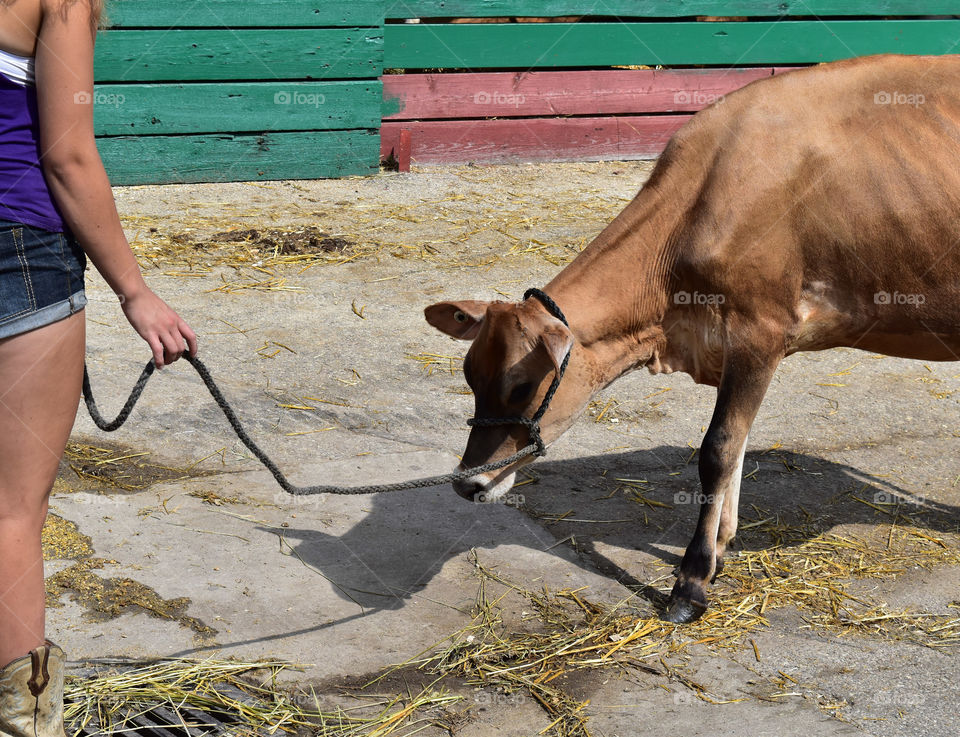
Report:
47,161,958,736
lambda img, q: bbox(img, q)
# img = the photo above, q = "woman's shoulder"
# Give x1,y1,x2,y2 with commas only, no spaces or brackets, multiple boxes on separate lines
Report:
0,0,42,57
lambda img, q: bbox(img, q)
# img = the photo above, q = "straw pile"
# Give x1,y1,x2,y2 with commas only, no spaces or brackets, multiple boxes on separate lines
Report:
706,516,960,649
64,659,461,737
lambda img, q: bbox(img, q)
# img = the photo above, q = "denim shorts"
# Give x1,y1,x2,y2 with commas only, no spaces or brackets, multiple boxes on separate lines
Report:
0,220,87,339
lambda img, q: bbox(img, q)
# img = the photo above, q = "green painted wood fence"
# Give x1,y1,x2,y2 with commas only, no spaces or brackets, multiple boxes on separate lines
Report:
95,2,960,183
94,0,384,184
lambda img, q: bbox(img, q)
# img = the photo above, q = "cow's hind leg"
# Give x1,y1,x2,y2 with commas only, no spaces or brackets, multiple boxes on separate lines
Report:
665,340,779,624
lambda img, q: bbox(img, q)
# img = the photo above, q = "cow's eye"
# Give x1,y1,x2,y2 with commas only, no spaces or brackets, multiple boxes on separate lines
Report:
508,382,534,405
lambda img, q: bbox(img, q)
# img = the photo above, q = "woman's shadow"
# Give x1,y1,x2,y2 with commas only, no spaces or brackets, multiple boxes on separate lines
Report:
266,444,960,614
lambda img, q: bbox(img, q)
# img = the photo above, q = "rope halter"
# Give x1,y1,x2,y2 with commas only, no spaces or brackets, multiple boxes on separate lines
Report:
466,288,572,459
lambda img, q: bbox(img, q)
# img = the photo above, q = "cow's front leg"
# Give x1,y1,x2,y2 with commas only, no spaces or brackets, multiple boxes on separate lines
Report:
665,347,778,624
713,435,747,580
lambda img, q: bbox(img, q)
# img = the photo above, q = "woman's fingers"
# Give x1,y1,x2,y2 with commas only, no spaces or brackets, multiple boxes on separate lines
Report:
180,319,198,356
159,329,183,365
120,287,198,365
147,334,166,369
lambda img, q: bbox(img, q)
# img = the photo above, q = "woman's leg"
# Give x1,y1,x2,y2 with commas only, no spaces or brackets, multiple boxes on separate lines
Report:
0,311,84,666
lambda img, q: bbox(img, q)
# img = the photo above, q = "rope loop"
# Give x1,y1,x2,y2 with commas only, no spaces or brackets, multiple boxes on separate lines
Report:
81,289,571,496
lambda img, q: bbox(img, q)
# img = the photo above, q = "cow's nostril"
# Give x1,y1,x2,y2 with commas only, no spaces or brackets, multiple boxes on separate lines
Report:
453,477,485,501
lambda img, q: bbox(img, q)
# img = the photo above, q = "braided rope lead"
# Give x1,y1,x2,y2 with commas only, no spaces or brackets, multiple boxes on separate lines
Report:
81,289,570,496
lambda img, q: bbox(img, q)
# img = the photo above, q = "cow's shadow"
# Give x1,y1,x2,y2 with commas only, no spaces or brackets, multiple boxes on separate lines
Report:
267,445,960,614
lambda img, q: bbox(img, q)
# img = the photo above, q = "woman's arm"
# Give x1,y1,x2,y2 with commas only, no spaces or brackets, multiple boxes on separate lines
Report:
34,0,196,367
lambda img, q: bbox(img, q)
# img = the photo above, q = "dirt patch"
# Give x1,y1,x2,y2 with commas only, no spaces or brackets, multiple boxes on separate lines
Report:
57,438,209,494
46,558,214,638
202,226,352,255
170,225,354,257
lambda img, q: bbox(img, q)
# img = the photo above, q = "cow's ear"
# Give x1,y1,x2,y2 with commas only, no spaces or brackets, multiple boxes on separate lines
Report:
425,301,489,340
538,319,574,373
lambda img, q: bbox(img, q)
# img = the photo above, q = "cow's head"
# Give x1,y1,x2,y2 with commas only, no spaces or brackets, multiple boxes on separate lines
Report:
425,297,593,502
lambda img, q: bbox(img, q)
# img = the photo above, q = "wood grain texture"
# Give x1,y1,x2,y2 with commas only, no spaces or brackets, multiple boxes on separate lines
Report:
98,130,381,184
91,81,381,135
383,68,773,119
385,20,960,68
107,0,385,28
380,115,690,164
95,29,383,82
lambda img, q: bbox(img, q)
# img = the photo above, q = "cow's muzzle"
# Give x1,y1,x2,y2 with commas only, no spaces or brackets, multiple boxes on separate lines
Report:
453,467,518,503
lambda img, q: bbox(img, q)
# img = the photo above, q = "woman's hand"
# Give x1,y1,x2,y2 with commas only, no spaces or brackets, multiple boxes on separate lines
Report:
120,287,198,368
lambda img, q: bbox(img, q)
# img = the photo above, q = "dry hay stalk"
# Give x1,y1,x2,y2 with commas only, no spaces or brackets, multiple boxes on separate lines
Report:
406,352,464,376
65,659,460,737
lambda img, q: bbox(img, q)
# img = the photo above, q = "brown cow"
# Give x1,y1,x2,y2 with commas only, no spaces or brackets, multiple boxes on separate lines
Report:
425,54,960,623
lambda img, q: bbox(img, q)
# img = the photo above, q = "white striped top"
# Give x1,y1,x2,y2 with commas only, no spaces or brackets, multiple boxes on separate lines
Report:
0,48,35,87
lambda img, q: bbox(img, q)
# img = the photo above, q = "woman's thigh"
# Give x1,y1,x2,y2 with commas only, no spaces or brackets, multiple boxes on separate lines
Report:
0,311,85,519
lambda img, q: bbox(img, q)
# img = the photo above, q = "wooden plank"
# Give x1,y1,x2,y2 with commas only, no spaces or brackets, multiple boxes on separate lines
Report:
92,81,381,135
397,129,413,172
389,1,960,18
385,20,960,68
97,130,380,185
380,115,690,164
107,1,384,28
383,68,772,119
94,29,383,82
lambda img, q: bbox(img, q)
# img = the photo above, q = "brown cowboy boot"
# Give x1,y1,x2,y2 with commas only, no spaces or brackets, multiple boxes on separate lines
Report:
0,642,67,737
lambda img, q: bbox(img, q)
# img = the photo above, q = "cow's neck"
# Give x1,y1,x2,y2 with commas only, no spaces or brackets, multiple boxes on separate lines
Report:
545,175,683,386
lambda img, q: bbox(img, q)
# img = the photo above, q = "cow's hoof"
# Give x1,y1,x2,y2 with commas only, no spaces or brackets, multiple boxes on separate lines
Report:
664,596,707,623
664,579,708,623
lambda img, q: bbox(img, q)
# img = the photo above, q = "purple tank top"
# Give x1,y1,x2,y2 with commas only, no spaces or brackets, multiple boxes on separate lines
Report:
0,70,66,232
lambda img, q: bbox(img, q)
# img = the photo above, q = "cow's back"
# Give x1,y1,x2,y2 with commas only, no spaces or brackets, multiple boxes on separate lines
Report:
665,54,960,357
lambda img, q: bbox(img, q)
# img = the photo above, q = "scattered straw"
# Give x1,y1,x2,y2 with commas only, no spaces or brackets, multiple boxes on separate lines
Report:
407,352,463,376
378,511,960,736
65,659,460,737
122,181,633,285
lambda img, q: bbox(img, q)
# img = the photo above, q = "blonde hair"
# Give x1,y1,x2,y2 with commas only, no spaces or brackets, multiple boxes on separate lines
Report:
59,0,105,29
